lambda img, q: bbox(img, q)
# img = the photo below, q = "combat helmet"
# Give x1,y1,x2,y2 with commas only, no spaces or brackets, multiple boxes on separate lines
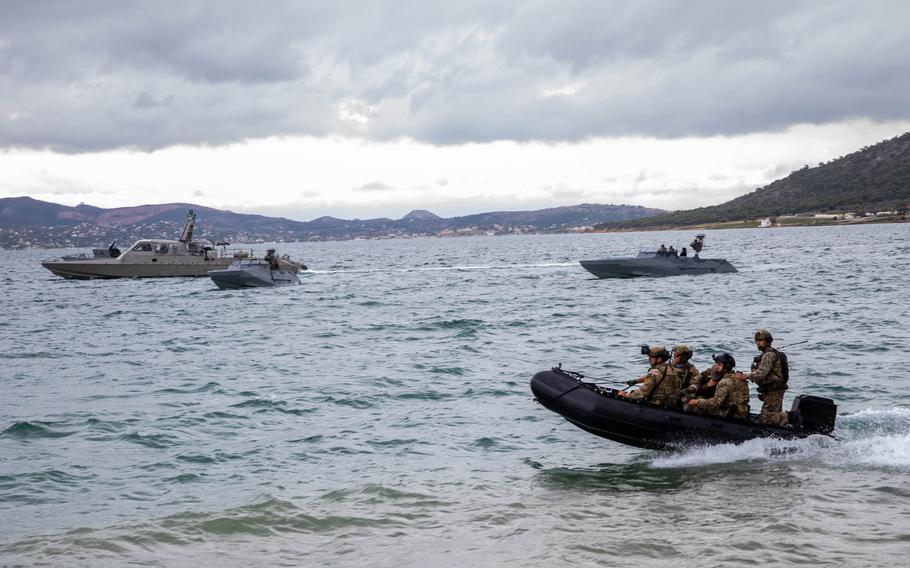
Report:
713,352,736,372
672,344,693,362
647,345,670,361
753,329,773,343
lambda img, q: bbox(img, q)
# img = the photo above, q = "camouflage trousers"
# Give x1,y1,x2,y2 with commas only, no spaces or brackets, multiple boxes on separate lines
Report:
758,389,787,426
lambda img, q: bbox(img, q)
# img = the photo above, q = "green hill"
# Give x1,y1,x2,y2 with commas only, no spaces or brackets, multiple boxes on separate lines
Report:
602,131,910,229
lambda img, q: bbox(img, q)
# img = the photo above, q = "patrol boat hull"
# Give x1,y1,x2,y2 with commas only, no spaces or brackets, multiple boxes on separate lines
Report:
580,256,737,278
42,257,232,279
530,368,835,450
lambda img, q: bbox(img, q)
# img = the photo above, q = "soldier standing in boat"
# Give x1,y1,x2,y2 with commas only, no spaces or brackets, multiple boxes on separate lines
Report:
735,329,788,426
265,248,280,271
618,346,680,406
687,353,750,419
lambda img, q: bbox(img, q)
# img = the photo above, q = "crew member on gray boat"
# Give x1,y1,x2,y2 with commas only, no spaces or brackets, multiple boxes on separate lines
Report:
618,346,680,406
657,244,668,256
690,234,705,258
735,329,788,426
264,248,280,270
687,353,750,419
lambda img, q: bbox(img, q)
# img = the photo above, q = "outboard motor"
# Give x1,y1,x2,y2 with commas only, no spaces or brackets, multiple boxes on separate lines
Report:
790,395,837,434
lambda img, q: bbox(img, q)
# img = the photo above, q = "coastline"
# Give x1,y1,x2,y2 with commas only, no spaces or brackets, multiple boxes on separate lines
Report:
590,214,909,233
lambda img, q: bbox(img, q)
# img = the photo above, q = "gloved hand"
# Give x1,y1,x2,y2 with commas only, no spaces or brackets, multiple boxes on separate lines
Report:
626,379,639,386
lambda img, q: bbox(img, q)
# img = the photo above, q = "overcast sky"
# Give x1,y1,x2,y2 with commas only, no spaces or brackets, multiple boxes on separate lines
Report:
2,0,909,219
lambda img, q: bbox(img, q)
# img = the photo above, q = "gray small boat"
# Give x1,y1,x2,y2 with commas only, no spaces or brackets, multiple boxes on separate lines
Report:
580,234,737,278
208,249,306,289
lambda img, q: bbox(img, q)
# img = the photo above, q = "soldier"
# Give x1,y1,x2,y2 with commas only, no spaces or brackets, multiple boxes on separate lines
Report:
691,363,723,400
734,329,788,426
618,346,680,406
679,347,726,406
265,248,280,270
672,345,700,392
687,353,750,419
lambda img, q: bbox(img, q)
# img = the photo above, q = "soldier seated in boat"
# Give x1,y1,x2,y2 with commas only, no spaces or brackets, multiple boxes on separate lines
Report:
672,345,700,404
657,244,668,256
618,346,680,406
667,245,677,256
688,363,723,402
686,353,750,419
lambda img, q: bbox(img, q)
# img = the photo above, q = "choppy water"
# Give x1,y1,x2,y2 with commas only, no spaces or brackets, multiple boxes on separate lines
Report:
2,224,909,567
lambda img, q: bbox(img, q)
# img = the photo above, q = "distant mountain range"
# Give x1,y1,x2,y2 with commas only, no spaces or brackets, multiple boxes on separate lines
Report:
0,199,663,249
603,131,910,229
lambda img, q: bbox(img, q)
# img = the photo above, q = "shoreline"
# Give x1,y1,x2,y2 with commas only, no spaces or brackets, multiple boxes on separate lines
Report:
590,215,909,234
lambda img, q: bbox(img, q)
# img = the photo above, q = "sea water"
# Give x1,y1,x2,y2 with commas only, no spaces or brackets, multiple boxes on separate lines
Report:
1,224,909,566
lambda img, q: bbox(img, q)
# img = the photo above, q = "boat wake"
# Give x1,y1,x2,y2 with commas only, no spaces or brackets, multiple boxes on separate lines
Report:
308,262,576,274
649,407,910,470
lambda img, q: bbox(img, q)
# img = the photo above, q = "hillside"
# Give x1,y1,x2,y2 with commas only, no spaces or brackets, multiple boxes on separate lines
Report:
0,198,663,248
603,131,910,229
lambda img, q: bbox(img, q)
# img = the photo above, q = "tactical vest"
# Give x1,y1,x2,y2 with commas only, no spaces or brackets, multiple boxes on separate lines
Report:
752,349,787,394
717,375,750,420
645,362,681,406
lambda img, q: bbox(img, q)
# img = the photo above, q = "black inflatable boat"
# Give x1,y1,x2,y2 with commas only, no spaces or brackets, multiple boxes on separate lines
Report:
531,367,837,450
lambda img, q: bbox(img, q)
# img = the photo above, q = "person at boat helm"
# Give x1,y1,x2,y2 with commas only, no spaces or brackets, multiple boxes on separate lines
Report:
618,346,680,406
687,353,750,419
734,329,788,426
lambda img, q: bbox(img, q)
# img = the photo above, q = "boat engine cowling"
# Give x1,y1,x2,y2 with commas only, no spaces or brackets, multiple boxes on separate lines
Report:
790,395,837,434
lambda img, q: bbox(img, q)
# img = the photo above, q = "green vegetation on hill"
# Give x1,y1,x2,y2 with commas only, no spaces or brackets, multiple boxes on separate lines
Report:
602,131,910,229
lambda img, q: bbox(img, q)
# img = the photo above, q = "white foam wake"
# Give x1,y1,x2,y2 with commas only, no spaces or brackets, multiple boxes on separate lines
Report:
308,262,576,274
649,407,910,470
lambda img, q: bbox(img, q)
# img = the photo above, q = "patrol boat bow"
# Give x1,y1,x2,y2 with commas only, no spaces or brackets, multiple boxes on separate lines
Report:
530,367,837,450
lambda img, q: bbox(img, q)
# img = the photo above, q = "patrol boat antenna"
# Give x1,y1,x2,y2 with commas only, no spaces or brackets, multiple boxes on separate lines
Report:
179,209,196,243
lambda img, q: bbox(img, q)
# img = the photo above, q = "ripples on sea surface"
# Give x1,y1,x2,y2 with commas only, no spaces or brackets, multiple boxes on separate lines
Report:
1,224,909,567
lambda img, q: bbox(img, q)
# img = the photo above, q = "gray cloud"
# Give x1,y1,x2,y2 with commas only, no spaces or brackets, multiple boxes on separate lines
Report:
1,0,908,152
353,181,395,193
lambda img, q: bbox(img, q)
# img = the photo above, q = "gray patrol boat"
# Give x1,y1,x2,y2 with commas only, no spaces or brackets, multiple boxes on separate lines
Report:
208,249,307,289
42,210,238,279
580,234,737,278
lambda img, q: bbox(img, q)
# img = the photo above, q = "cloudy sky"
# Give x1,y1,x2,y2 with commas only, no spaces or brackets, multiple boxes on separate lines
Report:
2,0,909,219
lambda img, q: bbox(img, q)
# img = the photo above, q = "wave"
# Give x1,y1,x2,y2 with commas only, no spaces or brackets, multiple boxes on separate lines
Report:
0,421,75,439
154,382,222,395
228,398,317,415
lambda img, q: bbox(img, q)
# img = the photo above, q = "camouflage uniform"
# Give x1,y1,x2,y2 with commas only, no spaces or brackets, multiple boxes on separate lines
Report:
676,362,701,390
747,348,787,425
628,362,680,406
687,368,721,401
693,372,750,420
